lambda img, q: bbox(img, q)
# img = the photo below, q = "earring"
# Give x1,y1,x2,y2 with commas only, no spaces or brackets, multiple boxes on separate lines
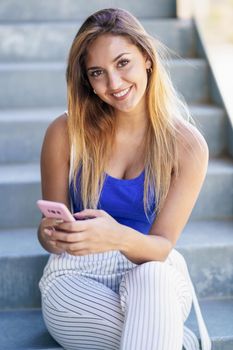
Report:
93,89,97,94
147,67,153,74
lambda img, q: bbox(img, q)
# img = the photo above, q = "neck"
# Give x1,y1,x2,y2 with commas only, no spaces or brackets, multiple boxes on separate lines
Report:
115,105,149,135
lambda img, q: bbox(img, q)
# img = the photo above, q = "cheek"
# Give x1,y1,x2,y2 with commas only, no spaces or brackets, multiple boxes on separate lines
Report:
126,64,138,77
89,80,105,94
128,63,147,84
135,70,148,94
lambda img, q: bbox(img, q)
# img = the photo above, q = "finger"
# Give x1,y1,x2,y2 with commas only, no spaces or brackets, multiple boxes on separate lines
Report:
50,230,84,243
55,241,86,253
66,242,88,255
54,241,70,251
44,228,53,237
42,218,64,232
67,249,90,256
74,209,103,218
57,221,87,232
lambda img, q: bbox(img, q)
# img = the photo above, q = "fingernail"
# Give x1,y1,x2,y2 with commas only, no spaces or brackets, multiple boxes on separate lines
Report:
55,219,63,224
44,229,52,236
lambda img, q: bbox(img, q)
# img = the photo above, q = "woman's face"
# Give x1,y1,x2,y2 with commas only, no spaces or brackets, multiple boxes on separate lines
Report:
85,34,151,114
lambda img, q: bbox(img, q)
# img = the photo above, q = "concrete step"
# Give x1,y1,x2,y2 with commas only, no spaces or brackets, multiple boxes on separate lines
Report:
0,62,66,109
0,108,60,163
186,298,233,350
165,58,209,103
0,19,196,63
0,228,46,309
0,308,61,350
0,59,209,109
177,219,233,299
0,159,231,229
0,220,232,309
0,299,232,349
0,158,232,229
190,104,227,158
0,0,176,22
0,163,41,229
0,104,227,164
190,157,233,220
143,19,196,58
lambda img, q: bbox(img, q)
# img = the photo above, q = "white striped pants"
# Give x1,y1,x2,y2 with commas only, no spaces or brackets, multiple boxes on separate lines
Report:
41,249,205,350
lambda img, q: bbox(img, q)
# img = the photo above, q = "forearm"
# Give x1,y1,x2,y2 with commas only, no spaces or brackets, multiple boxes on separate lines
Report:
118,225,172,264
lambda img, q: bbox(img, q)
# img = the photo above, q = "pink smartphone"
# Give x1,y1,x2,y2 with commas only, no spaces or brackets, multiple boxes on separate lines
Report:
37,200,75,222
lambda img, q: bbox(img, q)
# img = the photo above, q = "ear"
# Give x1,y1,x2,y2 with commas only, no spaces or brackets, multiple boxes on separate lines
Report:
145,58,152,69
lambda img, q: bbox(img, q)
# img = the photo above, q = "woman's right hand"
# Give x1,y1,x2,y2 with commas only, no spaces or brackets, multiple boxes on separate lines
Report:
38,217,66,254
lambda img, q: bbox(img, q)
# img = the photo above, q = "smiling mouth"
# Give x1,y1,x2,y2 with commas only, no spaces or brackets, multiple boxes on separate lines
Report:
112,86,132,99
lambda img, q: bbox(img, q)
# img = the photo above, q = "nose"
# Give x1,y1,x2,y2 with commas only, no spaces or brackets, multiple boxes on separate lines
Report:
107,70,122,91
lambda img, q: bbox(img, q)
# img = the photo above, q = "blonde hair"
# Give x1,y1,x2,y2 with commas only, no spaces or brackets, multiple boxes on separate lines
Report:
66,8,194,216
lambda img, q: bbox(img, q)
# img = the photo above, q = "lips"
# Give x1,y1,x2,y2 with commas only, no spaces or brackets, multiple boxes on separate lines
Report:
111,86,132,99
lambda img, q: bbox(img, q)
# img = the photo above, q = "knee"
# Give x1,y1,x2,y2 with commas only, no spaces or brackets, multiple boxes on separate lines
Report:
142,260,170,273
167,249,190,280
119,261,175,309
122,260,174,290
139,260,173,284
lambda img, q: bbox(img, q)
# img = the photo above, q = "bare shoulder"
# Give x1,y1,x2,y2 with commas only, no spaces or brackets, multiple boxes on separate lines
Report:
44,112,68,143
175,119,209,171
40,112,70,202
42,112,69,158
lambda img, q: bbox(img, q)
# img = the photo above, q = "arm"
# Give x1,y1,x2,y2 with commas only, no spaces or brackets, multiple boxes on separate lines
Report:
118,123,209,264
45,123,208,263
37,113,70,254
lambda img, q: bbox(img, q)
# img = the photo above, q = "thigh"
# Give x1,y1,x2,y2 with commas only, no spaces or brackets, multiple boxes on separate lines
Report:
119,253,192,323
42,274,124,350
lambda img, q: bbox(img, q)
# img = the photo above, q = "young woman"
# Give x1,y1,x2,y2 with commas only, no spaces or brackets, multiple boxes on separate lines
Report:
38,8,211,350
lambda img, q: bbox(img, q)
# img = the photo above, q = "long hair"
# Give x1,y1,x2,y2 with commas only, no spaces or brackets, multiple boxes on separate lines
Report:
66,7,194,216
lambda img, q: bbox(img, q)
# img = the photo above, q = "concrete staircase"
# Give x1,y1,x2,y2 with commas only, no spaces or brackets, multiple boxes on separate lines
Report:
0,0,233,349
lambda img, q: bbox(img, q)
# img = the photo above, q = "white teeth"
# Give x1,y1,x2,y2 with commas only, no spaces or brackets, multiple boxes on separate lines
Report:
113,87,130,98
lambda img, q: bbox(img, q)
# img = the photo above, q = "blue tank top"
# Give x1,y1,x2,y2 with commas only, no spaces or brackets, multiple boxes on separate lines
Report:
69,170,156,235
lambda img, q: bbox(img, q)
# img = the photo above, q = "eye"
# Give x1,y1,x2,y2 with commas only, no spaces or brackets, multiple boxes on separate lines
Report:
118,59,129,68
89,69,103,78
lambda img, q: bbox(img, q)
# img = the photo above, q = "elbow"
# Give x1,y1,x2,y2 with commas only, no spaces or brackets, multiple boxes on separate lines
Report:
160,238,173,262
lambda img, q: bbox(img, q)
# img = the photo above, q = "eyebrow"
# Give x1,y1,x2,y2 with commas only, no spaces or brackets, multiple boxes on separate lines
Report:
87,52,131,71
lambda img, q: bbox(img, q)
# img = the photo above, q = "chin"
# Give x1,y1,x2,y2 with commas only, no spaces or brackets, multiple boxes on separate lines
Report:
115,105,136,113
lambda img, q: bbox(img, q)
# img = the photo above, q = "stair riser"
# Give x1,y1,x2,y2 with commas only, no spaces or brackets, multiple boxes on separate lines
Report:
179,247,233,299
0,121,47,163
0,169,232,229
207,338,233,350
0,61,209,108
0,20,195,62
0,182,41,229
1,246,232,309
0,65,67,108
212,341,233,350
165,60,209,103
143,20,196,58
0,108,226,163
1,302,232,349
190,170,233,220
192,109,227,157
186,299,233,350
0,256,45,309
0,0,176,21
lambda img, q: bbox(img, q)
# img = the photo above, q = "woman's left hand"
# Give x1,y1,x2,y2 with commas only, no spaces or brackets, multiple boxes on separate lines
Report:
48,209,123,256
